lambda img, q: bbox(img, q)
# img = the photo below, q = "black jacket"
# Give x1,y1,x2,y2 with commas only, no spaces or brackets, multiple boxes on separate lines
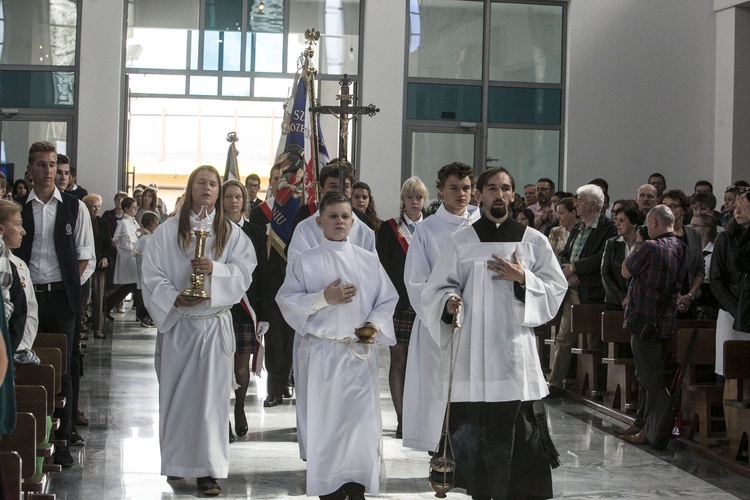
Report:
559,213,617,304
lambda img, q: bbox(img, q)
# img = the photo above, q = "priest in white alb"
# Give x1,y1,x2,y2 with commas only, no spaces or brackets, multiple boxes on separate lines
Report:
142,165,257,497
276,191,398,500
423,167,567,499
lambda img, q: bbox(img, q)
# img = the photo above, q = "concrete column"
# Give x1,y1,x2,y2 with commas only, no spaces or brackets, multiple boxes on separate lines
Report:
76,0,125,204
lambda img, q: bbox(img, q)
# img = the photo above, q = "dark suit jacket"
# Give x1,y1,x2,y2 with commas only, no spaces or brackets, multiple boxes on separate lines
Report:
230,219,270,325
601,237,629,307
559,213,617,304
680,225,706,297
92,216,113,268
376,219,410,312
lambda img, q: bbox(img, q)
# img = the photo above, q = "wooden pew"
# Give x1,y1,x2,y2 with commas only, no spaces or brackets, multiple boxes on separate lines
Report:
0,451,22,500
542,307,563,375
32,348,62,402
32,333,67,376
0,412,48,494
570,304,607,397
676,328,722,448
600,311,637,412
722,340,750,463
14,386,52,457
14,364,56,419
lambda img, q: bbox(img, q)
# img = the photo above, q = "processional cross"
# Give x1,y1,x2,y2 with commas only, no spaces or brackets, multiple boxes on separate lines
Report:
309,72,380,192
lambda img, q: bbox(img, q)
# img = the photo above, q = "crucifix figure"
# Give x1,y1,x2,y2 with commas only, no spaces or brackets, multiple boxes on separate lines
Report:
310,74,379,193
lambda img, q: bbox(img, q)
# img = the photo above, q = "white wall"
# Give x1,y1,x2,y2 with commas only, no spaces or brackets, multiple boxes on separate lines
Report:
76,0,124,205
565,0,716,203
358,0,406,220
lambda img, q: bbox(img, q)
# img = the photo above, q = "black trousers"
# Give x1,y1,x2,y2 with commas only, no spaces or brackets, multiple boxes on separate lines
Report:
36,290,77,455
265,304,295,396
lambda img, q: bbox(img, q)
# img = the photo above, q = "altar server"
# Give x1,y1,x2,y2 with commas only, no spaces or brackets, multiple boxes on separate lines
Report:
276,191,398,500
402,162,480,452
142,165,256,496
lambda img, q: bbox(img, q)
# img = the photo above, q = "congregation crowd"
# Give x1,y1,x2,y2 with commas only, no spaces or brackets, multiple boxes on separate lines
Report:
1,139,749,500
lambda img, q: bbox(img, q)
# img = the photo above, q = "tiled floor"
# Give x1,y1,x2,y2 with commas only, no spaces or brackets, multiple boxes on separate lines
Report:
47,308,750,499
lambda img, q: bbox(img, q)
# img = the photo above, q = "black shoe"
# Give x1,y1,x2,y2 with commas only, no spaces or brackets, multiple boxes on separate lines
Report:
229,423,235,443
70,431,85,446
54,449,75,468
106,311,115,320
543,386,564,399
343,482,366,500
282,385,294,398
234,408,248,437
263,394,283,408
197,476,221,496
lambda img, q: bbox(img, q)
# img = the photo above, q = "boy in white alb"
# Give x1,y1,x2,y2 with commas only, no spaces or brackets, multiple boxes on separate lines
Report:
276,191,398,500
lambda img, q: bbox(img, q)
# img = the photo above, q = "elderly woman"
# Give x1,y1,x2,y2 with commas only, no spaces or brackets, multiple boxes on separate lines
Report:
82,194,112,339
601,205,644,310
142,165,256,495
711,189,750,379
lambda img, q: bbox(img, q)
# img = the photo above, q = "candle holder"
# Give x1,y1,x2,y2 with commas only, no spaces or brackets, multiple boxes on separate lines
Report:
354,325,377,344
182,206,212,299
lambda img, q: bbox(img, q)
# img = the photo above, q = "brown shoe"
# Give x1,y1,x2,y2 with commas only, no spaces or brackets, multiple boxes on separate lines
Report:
74,410,89,426
613,424,641,436
621,430,647,444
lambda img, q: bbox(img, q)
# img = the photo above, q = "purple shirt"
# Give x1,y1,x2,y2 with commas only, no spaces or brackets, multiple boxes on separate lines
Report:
624,232,688,338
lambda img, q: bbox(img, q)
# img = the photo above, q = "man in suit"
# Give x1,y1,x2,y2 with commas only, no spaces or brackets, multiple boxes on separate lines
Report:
245,174,262,213
16,141,95,467
547,184,617,398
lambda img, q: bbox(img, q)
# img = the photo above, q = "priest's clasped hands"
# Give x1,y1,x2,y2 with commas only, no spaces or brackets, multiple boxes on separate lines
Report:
487,251,525,284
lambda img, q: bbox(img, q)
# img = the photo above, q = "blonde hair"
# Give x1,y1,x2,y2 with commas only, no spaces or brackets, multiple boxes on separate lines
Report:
178,165,229,258
0,199,22,224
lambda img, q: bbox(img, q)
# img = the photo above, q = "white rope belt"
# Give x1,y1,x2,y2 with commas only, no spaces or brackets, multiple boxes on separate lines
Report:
306,334,371,360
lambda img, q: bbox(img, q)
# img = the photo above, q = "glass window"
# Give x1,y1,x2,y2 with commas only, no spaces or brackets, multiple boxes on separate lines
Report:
222,77,251,97
489,3,563,84
410,131,475,200
127,0,199,70
288,0,360,75
204,0,242,31
248,0,283,33
0,70,74,107
0,0,77,65
1,120,68,181
127,28,190,70
408,0,484,80
129,74,186,95
190,76,218,95
488,87,561,125
203,30,242,71
254,77,293,98
486,128,559,189
252,33,284,72
407,83,482,122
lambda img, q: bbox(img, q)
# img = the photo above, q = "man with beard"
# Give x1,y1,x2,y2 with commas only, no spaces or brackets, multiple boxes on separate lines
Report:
529,178,556,235
423,167,567,499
